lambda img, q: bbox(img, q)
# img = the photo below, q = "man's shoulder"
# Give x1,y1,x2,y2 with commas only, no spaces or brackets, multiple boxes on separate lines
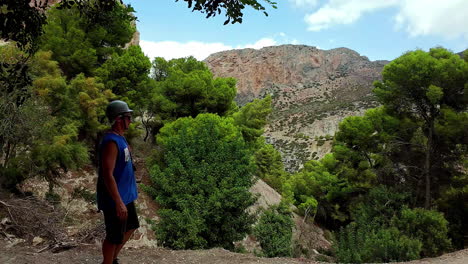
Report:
102,133,128,150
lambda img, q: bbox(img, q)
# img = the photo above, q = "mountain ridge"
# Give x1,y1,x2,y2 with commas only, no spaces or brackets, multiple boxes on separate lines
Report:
205,45,389,171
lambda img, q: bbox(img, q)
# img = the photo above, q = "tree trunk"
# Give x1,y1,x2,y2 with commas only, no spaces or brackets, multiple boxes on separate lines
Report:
424,122,434,209
4,142,11,167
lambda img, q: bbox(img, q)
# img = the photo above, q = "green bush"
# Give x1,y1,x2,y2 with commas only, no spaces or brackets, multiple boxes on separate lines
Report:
253,205,294,257
254,143,288,191
0,164,25,193
362,227,421,262
351,185,410,227
335,223,421,263
391,207,452,257
144,114,256,249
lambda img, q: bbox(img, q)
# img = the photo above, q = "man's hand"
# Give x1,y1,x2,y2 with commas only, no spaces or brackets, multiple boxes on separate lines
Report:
116,201,128,221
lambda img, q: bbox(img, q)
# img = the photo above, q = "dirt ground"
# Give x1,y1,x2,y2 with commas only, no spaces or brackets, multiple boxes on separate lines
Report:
1,239,468,264
0,240,320,264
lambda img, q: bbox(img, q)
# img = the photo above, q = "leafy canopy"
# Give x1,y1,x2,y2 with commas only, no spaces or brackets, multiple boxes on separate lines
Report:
39,4,136,79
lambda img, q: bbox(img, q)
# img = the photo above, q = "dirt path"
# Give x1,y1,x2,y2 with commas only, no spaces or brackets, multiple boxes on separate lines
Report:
1,240,467,264
0,241,318,264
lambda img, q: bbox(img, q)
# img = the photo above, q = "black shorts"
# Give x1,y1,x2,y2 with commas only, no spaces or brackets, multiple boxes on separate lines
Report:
103,201,140,244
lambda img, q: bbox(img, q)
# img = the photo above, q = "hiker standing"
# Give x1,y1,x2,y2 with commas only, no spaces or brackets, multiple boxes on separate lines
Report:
97,100,139,264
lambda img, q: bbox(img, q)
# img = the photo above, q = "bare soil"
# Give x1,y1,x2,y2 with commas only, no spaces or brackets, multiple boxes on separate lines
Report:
0,240,320,264
1,240,467,264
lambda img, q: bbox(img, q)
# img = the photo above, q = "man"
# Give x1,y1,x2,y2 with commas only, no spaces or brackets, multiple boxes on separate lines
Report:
97,100,139,264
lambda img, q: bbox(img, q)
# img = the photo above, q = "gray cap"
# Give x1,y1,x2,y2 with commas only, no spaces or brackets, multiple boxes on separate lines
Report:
106,100,133,122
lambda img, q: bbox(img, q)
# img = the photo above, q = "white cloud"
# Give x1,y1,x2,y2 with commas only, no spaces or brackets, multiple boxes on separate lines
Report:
289,0,319,8
303,0,468,39
140,40,231,61
240,38,277,49
140,34,301,61
395,0,468,39
305,0,398,31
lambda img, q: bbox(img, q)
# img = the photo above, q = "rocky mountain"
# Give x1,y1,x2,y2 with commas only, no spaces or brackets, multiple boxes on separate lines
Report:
205,45,389,171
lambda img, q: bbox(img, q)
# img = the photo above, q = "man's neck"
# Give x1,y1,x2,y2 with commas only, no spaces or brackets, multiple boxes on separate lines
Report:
111,127,125,136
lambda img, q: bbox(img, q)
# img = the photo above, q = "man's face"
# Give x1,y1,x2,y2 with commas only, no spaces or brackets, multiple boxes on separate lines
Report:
120,113,132,129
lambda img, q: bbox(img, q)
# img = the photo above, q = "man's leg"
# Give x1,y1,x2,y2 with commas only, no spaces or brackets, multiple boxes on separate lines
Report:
102,239,118,264
102,207,127,264
112,202,140,261
112,228,136,260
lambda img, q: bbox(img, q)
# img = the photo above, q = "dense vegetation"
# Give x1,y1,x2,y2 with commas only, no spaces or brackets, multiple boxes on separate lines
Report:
280,48,468,262
1,0,466,262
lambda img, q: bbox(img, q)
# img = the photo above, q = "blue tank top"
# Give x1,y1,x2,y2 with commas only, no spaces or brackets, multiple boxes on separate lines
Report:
97,132,138,210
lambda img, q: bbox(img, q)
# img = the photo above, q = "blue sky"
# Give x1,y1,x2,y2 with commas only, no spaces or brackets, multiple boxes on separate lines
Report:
126,0,467,62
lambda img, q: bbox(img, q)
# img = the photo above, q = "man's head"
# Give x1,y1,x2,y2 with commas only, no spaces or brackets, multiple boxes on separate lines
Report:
106,100,133,130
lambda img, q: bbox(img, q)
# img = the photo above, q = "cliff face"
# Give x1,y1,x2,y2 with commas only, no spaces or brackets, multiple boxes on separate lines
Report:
205,45,389,171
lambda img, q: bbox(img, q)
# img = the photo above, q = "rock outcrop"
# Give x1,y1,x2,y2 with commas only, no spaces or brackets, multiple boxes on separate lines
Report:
205,45,389,171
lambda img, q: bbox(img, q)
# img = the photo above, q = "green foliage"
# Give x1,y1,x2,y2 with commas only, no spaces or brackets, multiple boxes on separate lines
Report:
2,49,101,190
284,155,354,228
3,0,275,195
233,96,272,144
39,7,97,78
95,45,152,105
178,0,277,24
0,164,25,193
254,142,288,190
143,114,256,249
148,56,237,139
373,47,468,208
297,197,318,221
391,207,452,257
30,118,89,189
333,107,398,189
32,51,114,142
437,171,468,249
0,45,50,190
253,205,294,258
350,185,410,227
335,223,421,263
336,187,451,261
0,0,48,52
39,5,135,78
374,48,467,113
0,99,48,190
4,0,270,55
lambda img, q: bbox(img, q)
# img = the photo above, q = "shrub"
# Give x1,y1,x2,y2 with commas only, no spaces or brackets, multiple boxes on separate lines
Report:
391,207,452,257
335,223,421,263
0,165,25,193
253,205,294,257
360,227,421,262
144,114,256,249
350,185,410,227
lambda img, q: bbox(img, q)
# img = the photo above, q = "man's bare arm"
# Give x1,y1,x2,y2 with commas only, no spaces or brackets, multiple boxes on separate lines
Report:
102,141,128,220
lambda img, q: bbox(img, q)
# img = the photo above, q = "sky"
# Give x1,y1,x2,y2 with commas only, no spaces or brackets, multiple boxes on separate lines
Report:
125,0,468,62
